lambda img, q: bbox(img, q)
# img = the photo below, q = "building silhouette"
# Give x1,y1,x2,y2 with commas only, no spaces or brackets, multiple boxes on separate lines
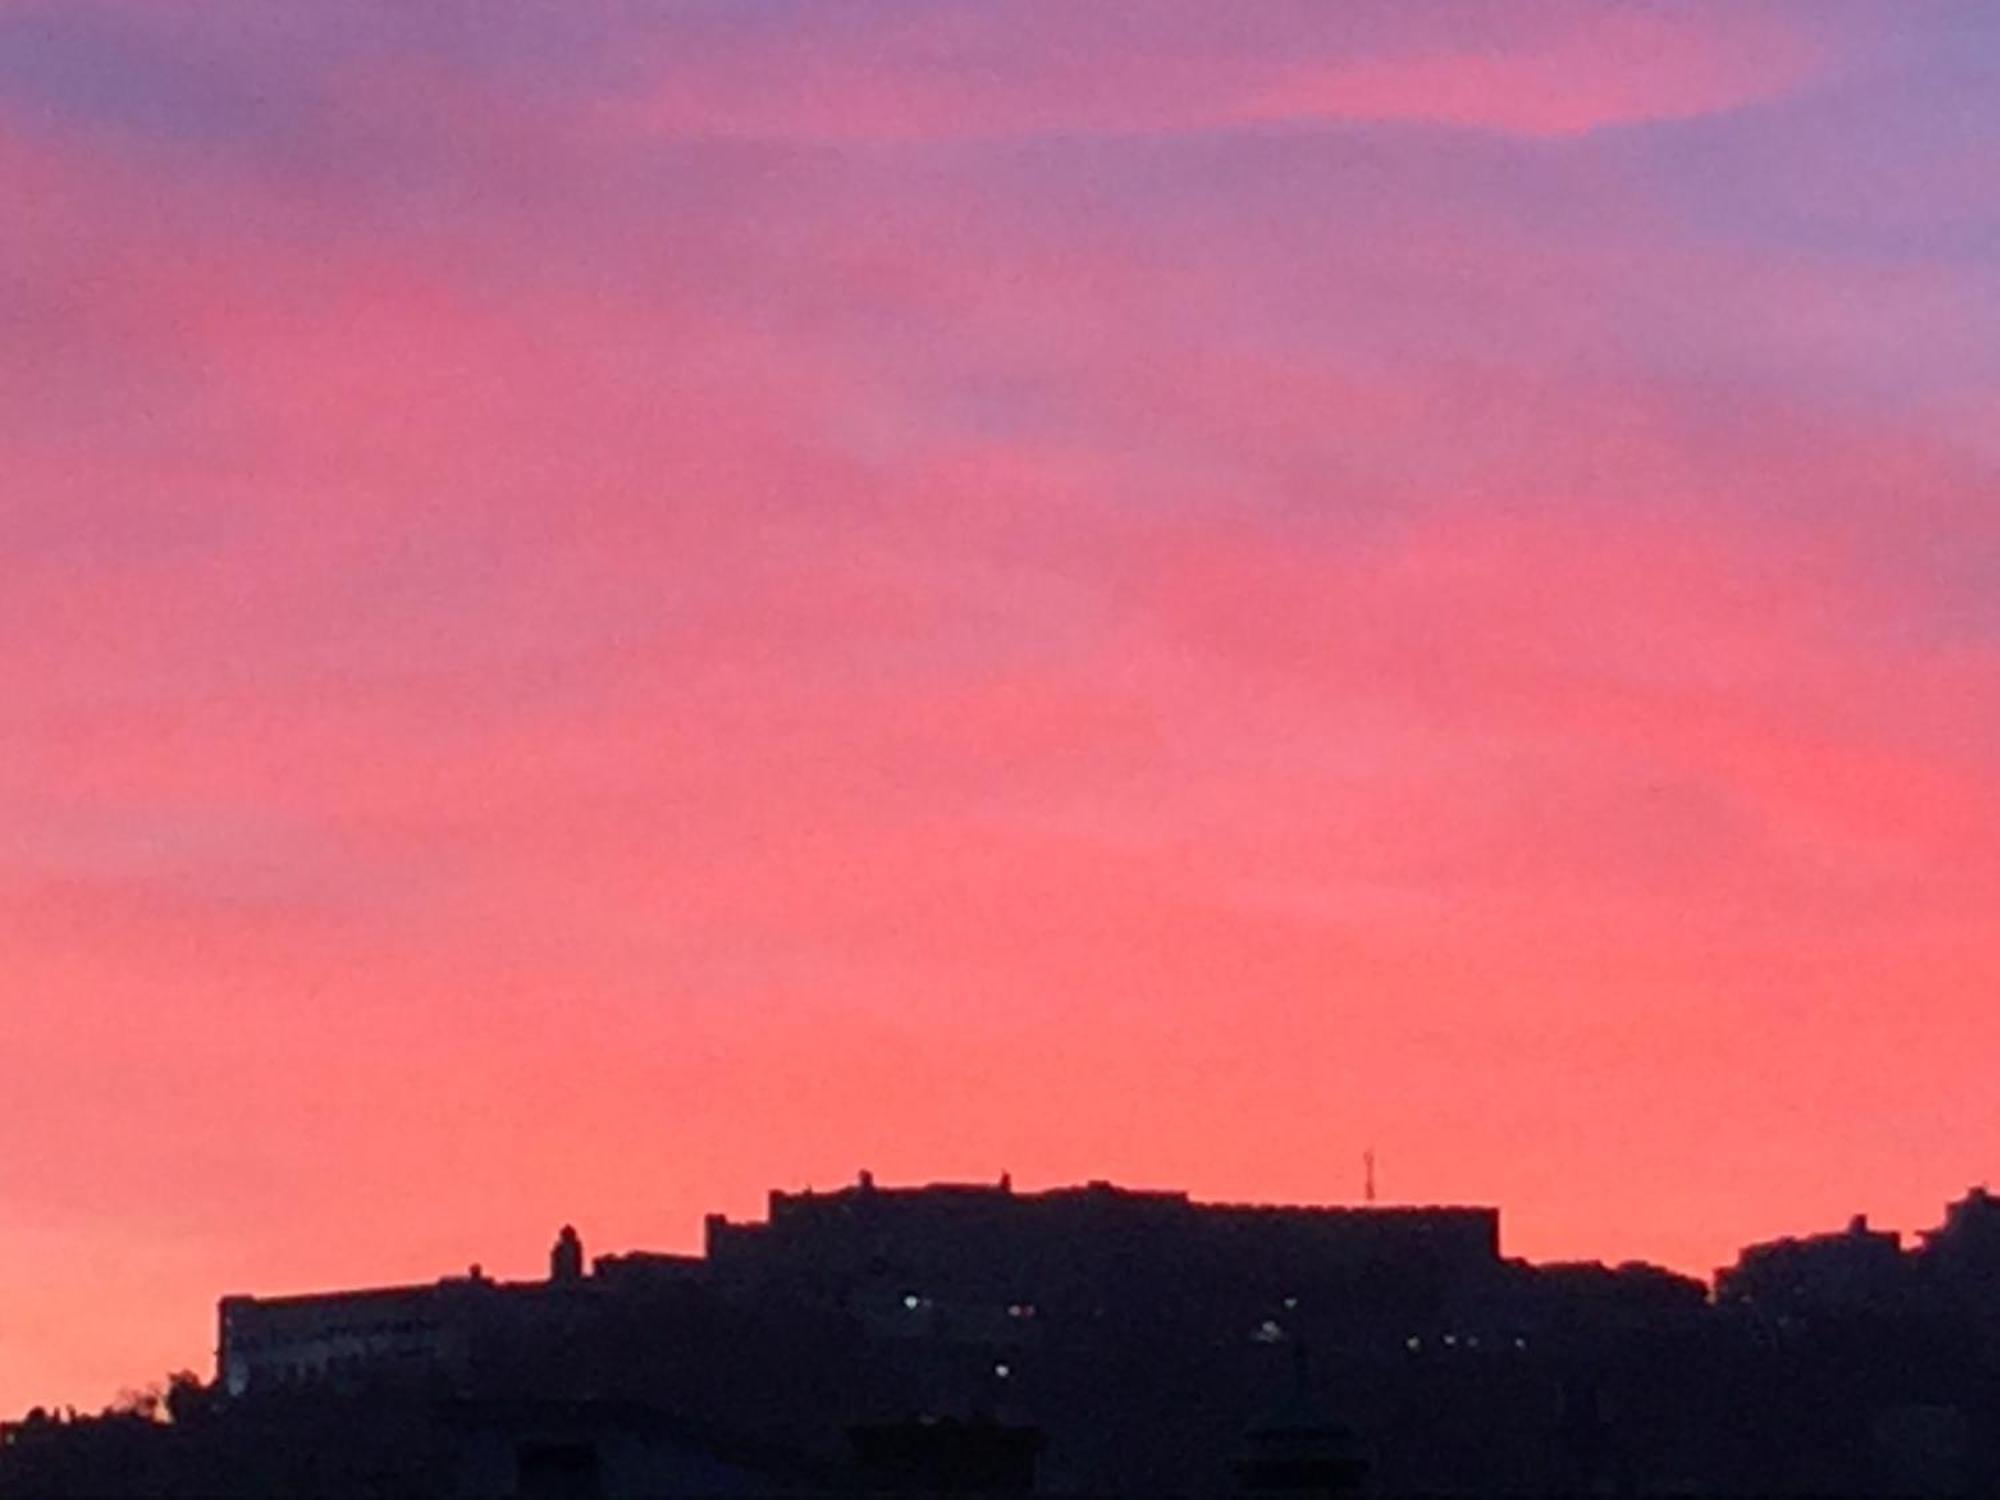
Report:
550,1226,585,1286
10,1176,2000,1493
1232,1343,1368,1494
1718,1214,1904,1316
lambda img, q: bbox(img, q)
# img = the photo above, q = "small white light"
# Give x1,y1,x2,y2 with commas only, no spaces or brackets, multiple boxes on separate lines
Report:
902,1294,921,1311
1406,1336,1421,1351
994,1363,1011,1379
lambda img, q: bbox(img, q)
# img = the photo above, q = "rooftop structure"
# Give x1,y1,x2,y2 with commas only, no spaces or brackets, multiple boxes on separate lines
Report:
703,1173,1502,1347
218,1229,594,1397
1717,1214,1905,1315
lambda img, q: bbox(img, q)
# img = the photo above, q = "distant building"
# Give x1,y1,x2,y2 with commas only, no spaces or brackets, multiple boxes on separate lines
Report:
1717,1214,1904,1316
219,1280,472,1396
218,1232,596,1397
1493,1258,1708,1351
156,1182,2000,1495
1233,1345,1367,1494
706,1173,1500,1341
590,1250,708,1290
550,1225,585,1284
218,1179,1502,1397
1915,1185,2000,1281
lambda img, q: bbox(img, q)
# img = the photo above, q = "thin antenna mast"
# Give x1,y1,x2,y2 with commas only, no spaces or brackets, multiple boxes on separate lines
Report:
1363,1148,1377,1204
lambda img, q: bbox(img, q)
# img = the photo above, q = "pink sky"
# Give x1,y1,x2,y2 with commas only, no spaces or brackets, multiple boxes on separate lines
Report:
3,0,1998,1413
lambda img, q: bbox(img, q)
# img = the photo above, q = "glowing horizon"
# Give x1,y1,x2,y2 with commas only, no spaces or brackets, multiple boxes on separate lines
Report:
3,0,1997,1413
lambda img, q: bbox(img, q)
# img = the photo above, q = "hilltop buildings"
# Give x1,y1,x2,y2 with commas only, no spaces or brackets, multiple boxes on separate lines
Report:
18,1176,1997,1493
219,1175,1503,1401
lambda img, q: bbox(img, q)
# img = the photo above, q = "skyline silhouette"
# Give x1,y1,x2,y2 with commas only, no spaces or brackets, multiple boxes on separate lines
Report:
5,0,1997,1431
9,1170,1996,1412
7,1172,2000,1493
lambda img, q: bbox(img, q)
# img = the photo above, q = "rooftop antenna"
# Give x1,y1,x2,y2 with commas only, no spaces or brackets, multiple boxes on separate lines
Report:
1363,1148,1377,1205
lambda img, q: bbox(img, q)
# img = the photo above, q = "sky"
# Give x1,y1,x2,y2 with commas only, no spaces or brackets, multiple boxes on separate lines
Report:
2,0,1998,1413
